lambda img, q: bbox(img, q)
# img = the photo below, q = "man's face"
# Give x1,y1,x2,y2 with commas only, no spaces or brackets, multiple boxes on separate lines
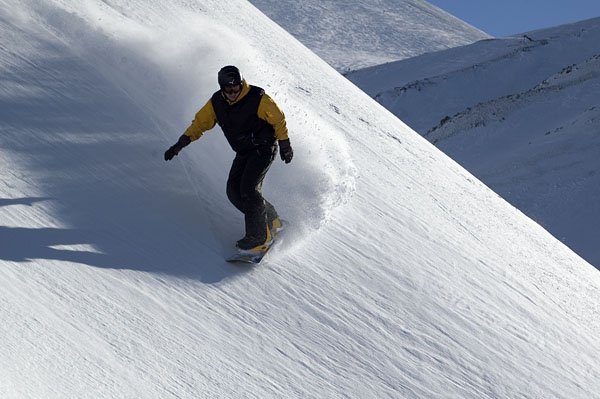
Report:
223,84,242,102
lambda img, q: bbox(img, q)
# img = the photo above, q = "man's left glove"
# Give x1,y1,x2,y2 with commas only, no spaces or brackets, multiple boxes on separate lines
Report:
164,134,191,161
279,139,293,164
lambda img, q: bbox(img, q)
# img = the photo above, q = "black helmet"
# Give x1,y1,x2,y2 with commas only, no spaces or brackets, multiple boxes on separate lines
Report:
218,65,242,87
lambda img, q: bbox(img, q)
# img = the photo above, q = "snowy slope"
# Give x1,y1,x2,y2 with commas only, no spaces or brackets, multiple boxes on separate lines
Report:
1,1,600,398
426,53,600,269
247,0,490,73
347,18,600,269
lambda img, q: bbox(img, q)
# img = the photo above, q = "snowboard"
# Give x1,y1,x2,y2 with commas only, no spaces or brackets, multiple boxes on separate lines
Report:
226,248,269,264
226,220,288,264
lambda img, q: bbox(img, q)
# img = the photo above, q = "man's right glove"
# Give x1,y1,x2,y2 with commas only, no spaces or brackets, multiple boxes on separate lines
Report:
164,134,192,161
279,139,293,164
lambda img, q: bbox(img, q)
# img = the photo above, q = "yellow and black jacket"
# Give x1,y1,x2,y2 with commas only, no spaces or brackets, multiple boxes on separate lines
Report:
184,80,288,154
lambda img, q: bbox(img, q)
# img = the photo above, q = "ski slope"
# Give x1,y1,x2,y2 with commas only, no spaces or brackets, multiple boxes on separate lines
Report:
347,17,600,269
1,1,600,398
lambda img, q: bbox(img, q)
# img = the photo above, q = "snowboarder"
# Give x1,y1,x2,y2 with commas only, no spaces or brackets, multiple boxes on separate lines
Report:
164,65,293,253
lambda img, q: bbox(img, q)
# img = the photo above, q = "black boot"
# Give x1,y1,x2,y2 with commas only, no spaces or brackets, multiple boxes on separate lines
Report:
265,200,281,232
236,206,273,251
236,228,272,251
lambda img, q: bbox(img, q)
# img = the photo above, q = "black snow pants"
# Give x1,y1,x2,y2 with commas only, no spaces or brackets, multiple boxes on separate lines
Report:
226,146,279,240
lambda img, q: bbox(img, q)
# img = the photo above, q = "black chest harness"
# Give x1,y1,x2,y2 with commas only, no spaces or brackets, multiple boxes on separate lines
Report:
211,85,276,154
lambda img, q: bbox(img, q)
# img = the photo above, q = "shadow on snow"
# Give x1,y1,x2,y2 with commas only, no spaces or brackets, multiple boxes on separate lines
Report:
0,21,247,284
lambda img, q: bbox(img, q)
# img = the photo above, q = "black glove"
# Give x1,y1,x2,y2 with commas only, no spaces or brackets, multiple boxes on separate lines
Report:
164,134,191,161
279,139,293,164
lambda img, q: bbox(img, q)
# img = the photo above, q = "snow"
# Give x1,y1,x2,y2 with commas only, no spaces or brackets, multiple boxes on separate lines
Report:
1,1,600,398
347,17,600,269
247,0,490,73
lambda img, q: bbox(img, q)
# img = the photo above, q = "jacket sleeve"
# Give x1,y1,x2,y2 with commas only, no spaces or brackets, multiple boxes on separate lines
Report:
183,99,218,141
257,94,289,141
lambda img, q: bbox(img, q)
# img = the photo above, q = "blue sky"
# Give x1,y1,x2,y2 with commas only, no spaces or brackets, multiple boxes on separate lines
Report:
428,0,600,37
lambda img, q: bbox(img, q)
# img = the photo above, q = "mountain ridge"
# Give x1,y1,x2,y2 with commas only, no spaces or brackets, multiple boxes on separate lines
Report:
347,17,600,268
248,0,490,72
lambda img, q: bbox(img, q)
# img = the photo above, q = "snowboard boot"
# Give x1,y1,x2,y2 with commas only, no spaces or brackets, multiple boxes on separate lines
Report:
236,227,273,253
265,201,282,234
270,217,283,234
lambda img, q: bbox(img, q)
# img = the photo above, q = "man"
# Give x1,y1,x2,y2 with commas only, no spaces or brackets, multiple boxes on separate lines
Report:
164,65,293,253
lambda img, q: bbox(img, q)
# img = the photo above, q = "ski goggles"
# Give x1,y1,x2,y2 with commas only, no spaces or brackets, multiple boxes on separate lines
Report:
223,85,242,95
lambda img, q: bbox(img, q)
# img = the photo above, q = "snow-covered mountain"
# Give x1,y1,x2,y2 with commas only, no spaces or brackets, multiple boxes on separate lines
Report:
347,18,600,269
248,0,490,73
1,1,600,398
